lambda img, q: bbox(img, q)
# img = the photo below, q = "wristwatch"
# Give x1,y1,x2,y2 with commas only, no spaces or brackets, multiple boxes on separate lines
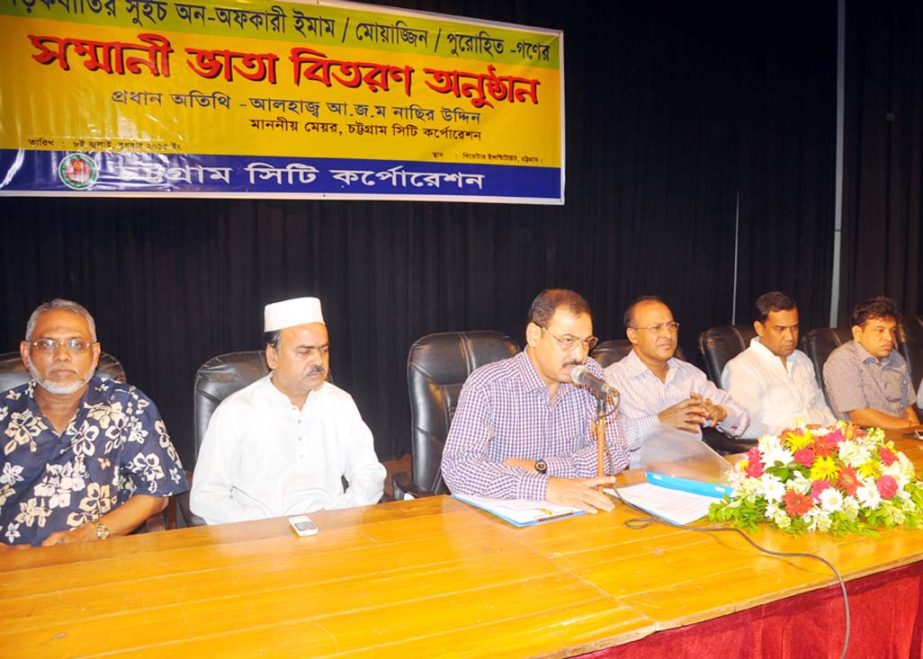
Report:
95,521,111,540
535,458,548,475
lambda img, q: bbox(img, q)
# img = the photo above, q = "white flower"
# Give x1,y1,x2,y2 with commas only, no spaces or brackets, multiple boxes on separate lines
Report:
819,488,844,513
841,496,860,520
773,511,792,529
838,442,871,469
4,522,20,543
856,483,882,509
759,473,786,503
788,471,813,495
758,436,794,467
0,463,24,486
805,508,833,532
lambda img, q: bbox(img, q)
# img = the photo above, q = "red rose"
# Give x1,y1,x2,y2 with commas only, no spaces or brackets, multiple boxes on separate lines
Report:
879,448,897,466
794,447,815,468
745,447,763,478
783,489,813,517
877,475,898,499
811,479,830,501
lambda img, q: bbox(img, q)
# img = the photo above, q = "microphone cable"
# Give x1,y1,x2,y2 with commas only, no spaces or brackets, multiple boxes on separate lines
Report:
605,485,850,659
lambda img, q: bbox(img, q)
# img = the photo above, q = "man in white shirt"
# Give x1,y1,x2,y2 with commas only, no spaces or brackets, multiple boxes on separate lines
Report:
191,297,385,525
722,291,836,439
605,297,748,467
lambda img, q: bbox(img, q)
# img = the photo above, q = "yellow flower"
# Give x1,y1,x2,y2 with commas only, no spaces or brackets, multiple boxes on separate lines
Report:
858,460,881,479
784,429,814,452
809,456,840,481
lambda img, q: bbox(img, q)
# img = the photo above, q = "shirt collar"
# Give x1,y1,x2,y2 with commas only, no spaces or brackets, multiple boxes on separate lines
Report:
749,336,794,365
515,350,550,393
264,373,329,409
622,348,678,381
852,339,892,365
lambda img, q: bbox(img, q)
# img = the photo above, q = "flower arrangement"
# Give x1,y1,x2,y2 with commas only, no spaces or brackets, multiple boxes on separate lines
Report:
708,422,923,535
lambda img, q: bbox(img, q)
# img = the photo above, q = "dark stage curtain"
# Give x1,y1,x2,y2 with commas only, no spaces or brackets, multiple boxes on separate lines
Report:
0,2,838,465
840,0,923,320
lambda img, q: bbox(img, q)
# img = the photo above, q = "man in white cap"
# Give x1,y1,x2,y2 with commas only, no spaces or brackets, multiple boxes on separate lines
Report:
190,297,385,524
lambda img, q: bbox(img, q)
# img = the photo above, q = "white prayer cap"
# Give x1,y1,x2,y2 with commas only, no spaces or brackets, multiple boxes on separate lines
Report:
264,297,325,332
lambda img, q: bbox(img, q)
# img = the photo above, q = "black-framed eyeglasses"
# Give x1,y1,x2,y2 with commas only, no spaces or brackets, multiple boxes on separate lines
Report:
631,322,680,334
539,326,598,351
29,338,96,353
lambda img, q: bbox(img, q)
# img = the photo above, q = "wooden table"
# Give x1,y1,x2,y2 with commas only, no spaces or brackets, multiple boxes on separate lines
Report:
4,438,923,657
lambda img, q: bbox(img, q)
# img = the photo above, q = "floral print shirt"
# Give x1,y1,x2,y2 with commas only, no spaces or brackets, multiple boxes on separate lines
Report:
0,377,188,546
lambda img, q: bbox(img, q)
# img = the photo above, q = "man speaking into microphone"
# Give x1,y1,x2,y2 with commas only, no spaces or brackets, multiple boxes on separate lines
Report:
442,289,630,513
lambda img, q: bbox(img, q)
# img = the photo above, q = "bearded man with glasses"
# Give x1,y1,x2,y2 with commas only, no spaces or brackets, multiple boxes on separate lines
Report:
442,289,629,513
0,299,187,548
605,296,749,468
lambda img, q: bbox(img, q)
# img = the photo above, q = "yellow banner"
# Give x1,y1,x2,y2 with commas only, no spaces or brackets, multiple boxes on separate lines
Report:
0,0,564,202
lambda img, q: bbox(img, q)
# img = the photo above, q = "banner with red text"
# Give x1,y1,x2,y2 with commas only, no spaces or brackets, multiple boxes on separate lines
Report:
0,0,563,203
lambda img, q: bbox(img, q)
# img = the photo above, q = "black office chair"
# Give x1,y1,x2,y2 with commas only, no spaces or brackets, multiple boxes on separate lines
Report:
799,327,853,398
900,313,923,412
179,351,271,526
0,350,126,391
590,339,686,368
394,331,520,500
698,325,757,385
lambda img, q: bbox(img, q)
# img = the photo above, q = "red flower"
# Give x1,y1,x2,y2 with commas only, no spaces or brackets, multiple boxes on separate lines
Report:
811,479,831,501
813,433,838,458
877,475,898,499
836,466,860,496
783,489,813,517
879,448,897,466
794,447,816,468
745,447,763,478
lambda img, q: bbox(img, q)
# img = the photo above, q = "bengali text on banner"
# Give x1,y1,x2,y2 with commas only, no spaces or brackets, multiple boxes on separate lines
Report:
0,0,564,203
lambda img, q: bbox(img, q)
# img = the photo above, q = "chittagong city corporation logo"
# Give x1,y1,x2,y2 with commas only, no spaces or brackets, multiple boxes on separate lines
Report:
58,154,98,190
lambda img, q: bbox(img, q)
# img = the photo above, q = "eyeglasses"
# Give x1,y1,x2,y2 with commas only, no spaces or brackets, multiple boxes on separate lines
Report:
631,322,680,334
539,326,598,351
29,338,96,353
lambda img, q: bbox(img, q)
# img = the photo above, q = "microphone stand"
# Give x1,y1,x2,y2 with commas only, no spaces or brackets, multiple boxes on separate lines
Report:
595,396,607,479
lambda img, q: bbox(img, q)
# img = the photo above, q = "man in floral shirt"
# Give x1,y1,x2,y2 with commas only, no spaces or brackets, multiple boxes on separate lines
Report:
0,299,188,548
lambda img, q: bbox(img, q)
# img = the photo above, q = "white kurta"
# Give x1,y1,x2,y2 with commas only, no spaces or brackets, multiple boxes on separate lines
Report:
721,338,836,440
191,374,385,525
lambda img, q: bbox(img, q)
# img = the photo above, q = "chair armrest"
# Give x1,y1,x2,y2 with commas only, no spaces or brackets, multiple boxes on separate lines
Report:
392,472,435,500
176,470,207,527
702,428,756,456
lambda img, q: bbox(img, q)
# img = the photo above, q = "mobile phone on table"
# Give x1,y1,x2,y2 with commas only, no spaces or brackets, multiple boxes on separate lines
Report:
288,515,318,536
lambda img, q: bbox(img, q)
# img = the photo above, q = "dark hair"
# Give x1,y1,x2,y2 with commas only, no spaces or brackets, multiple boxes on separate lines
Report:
754,291,797,323
264,330,281,350
851,296,900,328
623,295,665,328
528,289,591,327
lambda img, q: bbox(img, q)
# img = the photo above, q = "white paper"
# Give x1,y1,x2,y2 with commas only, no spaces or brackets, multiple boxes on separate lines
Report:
454,494,583,526
607,482,716,526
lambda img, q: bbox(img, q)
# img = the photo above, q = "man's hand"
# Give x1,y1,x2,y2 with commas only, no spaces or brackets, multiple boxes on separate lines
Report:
41,524,95,547
0,542,31,551
546,476,617,512
692,393,727,427
658,398,708,433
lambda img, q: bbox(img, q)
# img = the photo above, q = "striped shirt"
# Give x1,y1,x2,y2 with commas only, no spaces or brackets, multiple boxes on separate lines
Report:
441,351,630,500
605,350,749,468
823,340,916,419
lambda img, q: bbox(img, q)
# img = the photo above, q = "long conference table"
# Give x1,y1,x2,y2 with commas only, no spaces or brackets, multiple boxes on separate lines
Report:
4,437,923,657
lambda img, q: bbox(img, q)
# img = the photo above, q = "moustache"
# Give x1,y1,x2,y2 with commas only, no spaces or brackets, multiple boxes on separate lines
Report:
306,365,326,376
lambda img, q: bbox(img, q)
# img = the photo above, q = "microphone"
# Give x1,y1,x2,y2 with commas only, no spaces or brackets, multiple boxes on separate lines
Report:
571,365,620,400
